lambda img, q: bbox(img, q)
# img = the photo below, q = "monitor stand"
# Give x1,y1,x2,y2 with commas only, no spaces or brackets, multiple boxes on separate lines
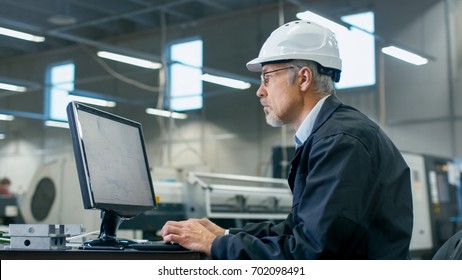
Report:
83,210,137,248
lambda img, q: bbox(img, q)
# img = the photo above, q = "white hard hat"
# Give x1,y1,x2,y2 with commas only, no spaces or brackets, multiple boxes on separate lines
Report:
246,20,342,81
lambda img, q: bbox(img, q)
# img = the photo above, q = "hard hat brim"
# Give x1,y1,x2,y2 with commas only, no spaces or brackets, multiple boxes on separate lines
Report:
246,58,263,72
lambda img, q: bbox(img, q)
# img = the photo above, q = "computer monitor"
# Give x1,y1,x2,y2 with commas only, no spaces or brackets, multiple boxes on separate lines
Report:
66,101,157,248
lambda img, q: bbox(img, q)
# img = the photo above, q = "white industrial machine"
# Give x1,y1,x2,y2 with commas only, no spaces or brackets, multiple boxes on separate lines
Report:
402,153,434,254
184,172,292,221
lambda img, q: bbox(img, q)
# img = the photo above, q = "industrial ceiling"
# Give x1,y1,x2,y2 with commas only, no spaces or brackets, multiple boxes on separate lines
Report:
0,0,323,61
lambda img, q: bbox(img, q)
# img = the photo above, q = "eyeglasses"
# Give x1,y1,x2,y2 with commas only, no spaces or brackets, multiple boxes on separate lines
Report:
260,66,294,87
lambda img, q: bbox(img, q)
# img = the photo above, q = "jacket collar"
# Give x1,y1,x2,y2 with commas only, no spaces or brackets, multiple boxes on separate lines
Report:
293,93,342,152
287,94,343,189
310,94,343,136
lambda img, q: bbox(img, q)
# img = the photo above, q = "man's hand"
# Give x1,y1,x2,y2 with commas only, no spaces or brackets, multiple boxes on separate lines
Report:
161,219,220,256
196,218,226,236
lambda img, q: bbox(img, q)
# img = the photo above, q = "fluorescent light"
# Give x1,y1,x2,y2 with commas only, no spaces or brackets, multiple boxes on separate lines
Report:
69,95,116,107
201,74,251,89
145,108,188,119
97,51,162,69
0,133,5,140
296,11,348,33
45,120,69,129
0,27,45,42
381,46,428,65
0,114,15,121
0,82,27,92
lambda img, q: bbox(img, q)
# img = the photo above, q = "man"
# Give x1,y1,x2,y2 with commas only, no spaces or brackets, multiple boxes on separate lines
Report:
161,20,413,259
0,177,11,196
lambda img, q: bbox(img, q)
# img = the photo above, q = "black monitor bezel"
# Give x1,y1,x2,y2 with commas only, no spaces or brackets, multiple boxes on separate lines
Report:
67,101,157,218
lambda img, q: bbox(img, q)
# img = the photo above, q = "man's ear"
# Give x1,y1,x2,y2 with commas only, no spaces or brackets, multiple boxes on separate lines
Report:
299,67,313,91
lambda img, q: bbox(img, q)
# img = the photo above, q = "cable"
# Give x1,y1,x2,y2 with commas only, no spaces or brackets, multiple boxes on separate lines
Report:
66,230,99,242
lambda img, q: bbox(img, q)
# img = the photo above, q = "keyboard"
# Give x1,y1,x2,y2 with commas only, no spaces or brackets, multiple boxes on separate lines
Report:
130,241,187,251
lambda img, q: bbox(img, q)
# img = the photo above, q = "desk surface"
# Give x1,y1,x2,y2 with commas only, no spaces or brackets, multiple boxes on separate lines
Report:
0,247,204,260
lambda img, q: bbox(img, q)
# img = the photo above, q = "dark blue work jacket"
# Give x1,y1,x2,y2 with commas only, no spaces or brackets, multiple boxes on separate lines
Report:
211,94,413,259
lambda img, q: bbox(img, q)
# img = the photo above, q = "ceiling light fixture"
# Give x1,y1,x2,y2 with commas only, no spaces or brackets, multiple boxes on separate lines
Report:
201,74,251,89
381,46,429,66
0,27,45,42
0,114,15,121
145,108,188,119
69,95,116,107
97,51,162,69
0,82,27,92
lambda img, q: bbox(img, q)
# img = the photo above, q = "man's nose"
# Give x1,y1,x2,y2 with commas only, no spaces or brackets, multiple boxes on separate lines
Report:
256,84,266,97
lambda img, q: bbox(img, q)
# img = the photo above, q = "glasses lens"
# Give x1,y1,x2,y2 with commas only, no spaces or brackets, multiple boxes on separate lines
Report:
260,67,293,86
260,74,267,86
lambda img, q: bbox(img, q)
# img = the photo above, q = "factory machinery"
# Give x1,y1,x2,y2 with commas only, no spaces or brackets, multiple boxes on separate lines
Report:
4,152,462,258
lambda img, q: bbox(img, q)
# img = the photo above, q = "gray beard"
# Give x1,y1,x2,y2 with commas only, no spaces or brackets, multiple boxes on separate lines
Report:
265,113,284,127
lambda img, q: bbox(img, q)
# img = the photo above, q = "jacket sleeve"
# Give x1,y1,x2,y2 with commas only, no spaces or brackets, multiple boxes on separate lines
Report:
227,215,294,237
211,133,390,259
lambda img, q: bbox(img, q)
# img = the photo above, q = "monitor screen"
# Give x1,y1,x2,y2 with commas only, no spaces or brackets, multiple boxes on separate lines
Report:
67,101,157,247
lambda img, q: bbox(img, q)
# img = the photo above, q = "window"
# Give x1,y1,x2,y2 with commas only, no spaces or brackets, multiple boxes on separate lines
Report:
167,38,203,111
336,11,375,89
45,61,75,122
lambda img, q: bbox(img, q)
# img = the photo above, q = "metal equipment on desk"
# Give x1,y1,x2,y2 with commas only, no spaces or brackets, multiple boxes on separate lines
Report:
7,224,84,250
184,172,292,220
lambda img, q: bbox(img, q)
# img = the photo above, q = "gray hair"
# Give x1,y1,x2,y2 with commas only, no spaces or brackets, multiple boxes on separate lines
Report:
287,59,335,95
